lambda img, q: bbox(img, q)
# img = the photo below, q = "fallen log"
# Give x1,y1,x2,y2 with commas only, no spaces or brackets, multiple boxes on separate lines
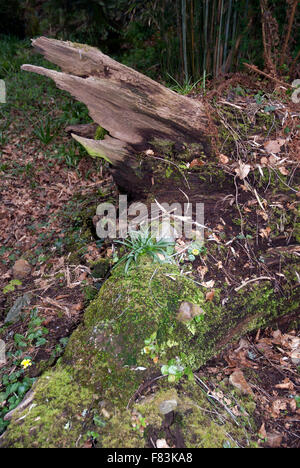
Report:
1,258,299,448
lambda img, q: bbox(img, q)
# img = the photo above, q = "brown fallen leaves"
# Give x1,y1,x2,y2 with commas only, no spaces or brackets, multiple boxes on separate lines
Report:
214,328,300,447
264,138,286,154
229,369,254,396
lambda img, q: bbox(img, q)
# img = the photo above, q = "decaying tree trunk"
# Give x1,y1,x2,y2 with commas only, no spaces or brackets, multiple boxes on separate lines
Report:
20,36,299,340
3,37,296,448
1,259,299,448
22,37,213,198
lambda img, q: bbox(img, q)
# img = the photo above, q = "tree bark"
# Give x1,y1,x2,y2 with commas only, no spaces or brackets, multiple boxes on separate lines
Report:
22,37,213,196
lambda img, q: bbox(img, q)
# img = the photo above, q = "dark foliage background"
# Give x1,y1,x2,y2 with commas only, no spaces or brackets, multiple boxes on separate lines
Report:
0,0,299,82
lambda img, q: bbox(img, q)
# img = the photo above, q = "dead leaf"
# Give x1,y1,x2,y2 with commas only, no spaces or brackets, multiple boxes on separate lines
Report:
269,154,278,165
258,210,269,221
265,433,283,448
289,399,297,412
259,226,271,238
235,161,251,180
190,158,205,168
197,265,208,280
260,156,269,166
291,350,300,365
201,280,215,288
229,369,254,396
206,290,215,301
279,166,289,176
271,399,287,418
258,422,267,439
101,408,110,419
264,138,286,154
275,378,294,391
83,440,93,448
218,153,229,164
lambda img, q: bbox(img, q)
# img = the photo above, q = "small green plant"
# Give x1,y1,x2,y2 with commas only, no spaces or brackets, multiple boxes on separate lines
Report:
14,309,48,349
93,414,106,428
0,309,50,433
33,118,58,145
187,242,207,262
161,358,194,383
94,126,108,140
254,92,265,105
142,331,159,362
3,279,22,294
0,369,35,433
233,85,246,97
131,411,148,435
167,74,202,95
50,337,69,359
0,131,8,146
114,229,174,273
86,431,100,441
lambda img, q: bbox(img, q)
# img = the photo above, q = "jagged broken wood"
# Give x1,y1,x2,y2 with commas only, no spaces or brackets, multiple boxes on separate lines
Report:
22,37,212,197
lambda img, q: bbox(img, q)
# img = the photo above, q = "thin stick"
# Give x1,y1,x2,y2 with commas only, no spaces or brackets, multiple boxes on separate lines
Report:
280,0,298,67
244,63,292,89
234,276,273,292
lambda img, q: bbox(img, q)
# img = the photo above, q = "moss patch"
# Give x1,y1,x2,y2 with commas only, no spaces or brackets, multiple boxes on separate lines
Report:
1,256,298,448
1,366,96,448
100,381,257,448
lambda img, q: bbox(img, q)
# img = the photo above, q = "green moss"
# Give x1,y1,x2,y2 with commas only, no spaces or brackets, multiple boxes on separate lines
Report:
63,259,207,407
2,256,298,447
100,381,257,448
89,257,111,279
94,126,108,141
84,143,111,162
82,284,98,304
1,366,96,448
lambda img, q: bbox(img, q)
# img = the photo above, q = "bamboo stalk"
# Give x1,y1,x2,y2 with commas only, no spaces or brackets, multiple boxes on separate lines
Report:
181,0,188,79
216,0,224,77
191,0,195,78
223,0,233,72
177,0,184,79
203,0,209,76
210,0,216,77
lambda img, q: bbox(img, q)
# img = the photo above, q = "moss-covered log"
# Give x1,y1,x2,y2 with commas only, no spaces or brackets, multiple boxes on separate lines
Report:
1,257,298,448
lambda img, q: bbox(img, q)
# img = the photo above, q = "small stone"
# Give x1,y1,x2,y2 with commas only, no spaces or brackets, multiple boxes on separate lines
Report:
176,301,205,323
12,259,31,279
159,399,178,415
156,439,170,448
291,350,300,366
5,293,32,324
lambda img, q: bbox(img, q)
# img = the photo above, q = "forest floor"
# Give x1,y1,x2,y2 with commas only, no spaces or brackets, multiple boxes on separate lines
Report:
0,38,299,448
